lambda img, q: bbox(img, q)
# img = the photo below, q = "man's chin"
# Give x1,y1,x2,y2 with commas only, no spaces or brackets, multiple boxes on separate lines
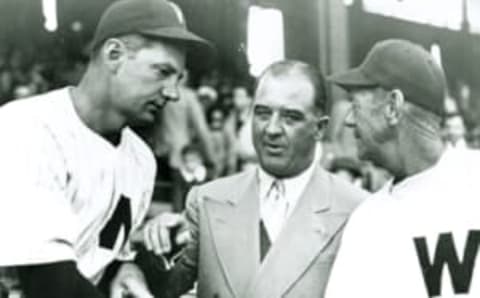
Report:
127,114,157,128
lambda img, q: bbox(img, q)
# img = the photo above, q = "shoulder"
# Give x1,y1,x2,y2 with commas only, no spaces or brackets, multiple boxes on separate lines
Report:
346,191,398,232
0,90,69,144
189,169,255,202
200,169,254,194
0,88,70,124
317,167,370,212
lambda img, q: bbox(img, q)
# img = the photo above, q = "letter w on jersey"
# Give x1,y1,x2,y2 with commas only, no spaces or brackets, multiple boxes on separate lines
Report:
414,230,480,297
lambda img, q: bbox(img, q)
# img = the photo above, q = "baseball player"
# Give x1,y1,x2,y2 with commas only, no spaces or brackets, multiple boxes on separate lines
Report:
0,0,211,297
325,39,480,297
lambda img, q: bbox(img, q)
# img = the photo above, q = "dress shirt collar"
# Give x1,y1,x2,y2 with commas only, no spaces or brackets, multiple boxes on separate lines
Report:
257,160,317,215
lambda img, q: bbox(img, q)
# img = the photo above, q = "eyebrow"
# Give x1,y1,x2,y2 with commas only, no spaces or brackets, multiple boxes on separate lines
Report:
152,63,181,75
254,104,305,114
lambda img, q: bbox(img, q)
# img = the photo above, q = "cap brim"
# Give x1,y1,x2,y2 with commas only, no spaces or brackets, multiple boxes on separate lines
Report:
328,67,378,90
141,27,213,49
140,27,216,69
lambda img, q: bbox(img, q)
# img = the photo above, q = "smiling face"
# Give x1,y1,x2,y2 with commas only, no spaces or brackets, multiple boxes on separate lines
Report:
109,37,186,125
252,73,322,178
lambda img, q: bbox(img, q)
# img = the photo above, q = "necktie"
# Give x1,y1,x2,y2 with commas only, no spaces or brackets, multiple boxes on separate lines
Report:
261,179,288,242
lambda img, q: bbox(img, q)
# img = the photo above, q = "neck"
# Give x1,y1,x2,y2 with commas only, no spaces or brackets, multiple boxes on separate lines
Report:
389,133,445,181
72,66,126,141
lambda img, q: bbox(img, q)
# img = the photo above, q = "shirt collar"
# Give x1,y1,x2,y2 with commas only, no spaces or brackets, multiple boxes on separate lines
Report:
257,160,317,206
378,147,455,198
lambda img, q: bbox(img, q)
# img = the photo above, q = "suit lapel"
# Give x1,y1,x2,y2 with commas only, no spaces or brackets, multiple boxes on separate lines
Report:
246,167,348,298
204,170,261,298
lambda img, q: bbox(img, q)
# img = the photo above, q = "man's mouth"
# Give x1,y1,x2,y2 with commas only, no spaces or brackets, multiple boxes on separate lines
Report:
146,101,164,113
264,142,285,154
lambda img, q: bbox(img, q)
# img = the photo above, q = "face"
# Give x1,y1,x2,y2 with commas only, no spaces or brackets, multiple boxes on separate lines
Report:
252,75,322,178
183,151,203,172
210,109,225,130
111,39,186,125
233,87,251,111
344,87,392,163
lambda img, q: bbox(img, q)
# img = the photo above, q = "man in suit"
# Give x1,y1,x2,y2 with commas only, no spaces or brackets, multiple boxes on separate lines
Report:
115,60,367,298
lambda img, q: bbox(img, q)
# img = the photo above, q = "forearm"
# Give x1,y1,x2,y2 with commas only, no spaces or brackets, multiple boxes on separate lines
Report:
16,261,105,298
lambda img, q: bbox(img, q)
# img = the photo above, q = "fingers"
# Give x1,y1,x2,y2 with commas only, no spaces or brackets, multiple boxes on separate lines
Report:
175,229,191,246
122,277,154,298
158,224,171,254
110,276,154,298
110,264,154,298
143,223,153,251
142,212,185,255
110,282,125,298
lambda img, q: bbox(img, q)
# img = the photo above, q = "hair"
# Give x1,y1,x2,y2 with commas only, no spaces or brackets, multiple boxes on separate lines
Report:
89,34,154,60
401,100,443,140
256,60,328,115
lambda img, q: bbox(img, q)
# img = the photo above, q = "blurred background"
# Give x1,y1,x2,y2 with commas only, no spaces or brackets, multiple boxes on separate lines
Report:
1,0,480,296
0,0,479,208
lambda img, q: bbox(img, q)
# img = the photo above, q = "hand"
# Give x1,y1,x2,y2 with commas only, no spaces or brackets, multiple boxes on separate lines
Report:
110,263,153,298
142,212,189,255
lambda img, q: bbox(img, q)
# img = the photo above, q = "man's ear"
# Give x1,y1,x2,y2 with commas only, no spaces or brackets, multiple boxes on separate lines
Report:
101,38,127,73
314,115,329,141
385,89,405,126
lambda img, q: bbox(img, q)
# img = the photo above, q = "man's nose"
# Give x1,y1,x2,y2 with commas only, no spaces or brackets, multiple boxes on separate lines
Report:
161,77,180,102
265,112,283,135
344,108,356,128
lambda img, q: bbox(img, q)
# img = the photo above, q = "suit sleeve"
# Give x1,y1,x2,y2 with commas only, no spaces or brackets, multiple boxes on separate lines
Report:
137,186,201,298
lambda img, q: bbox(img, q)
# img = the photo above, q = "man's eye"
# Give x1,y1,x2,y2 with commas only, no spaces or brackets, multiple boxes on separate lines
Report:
158,68,172,77
153,66,176,78
254,108,271,118
282,112,303,122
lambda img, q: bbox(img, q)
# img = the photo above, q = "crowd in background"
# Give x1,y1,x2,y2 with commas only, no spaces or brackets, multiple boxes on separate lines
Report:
2,41,480,297
2,43,480,215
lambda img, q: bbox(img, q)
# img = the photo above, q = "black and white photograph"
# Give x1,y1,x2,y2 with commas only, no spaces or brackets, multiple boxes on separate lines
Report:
0,0,480,297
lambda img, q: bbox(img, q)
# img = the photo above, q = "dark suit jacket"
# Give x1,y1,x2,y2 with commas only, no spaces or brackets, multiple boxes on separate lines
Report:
141,165,368,298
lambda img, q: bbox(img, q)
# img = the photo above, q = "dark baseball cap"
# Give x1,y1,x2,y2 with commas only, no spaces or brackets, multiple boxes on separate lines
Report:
90,0,214,59
329,39,447,116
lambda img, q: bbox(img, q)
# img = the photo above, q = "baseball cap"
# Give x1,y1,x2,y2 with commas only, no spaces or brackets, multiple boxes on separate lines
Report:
90,0,214,59
329,39,447,116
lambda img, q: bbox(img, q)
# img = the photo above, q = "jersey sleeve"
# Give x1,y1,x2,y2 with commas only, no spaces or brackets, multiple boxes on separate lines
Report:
0,114,76,266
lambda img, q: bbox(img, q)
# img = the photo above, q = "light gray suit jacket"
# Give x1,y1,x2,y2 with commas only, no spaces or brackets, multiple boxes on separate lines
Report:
152,165,367,298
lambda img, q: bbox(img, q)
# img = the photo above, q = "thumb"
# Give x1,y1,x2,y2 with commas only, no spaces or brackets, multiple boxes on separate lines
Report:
110,282,126,298
123,276,154,298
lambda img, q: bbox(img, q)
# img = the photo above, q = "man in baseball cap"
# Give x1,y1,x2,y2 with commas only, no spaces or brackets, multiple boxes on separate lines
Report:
90,0,213,61
325,40,480,297
0,0,213,298
329,38,447,166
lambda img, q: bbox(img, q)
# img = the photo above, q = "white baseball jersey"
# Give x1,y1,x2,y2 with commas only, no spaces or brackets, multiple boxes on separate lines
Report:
326,148,480,298
0,88,156,283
